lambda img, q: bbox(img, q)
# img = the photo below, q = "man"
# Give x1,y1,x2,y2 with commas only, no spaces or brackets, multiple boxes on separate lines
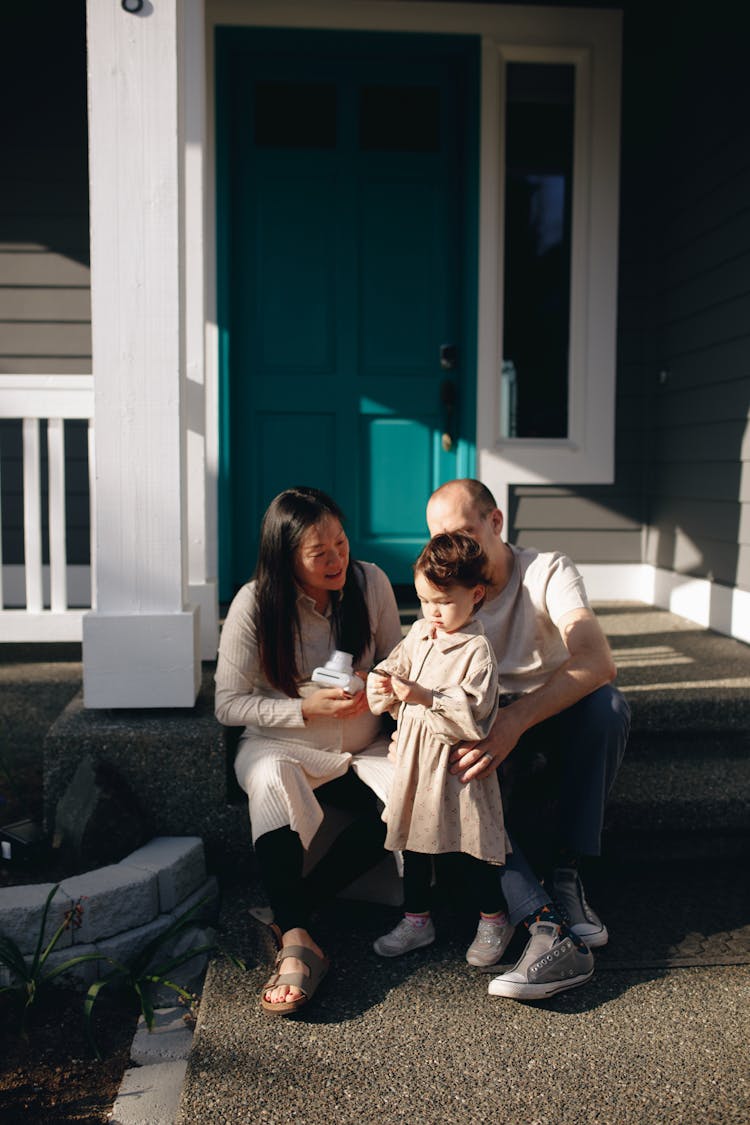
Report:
426,479,630,1000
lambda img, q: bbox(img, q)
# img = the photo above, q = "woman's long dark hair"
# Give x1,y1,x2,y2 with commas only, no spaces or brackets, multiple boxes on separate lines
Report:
254,486,372,696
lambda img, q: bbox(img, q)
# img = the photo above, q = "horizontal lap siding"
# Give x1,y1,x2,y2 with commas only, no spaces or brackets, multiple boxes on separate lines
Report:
643,22,750,592
512,9,750,595
0,3,91,377
0,3,91,570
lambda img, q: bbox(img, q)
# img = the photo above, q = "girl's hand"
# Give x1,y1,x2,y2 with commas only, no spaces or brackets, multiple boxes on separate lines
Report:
302,687,370,721
390,674,433,708
369,669,393,696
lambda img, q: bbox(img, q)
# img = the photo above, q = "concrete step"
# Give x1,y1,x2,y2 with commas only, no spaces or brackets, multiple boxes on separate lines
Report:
34,604,750,870
597,603,749,859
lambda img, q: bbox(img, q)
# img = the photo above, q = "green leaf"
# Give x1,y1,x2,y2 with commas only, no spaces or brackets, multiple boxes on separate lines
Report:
128,898,213,973
83,977,112,1060
134,981,155,1030
41,951,109,986
0,937,30,982
146,941,216,981
30,884,62,972
141,975,195,1005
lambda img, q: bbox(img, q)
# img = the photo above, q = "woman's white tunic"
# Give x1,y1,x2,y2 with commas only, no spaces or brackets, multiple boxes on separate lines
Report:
215,562,402,848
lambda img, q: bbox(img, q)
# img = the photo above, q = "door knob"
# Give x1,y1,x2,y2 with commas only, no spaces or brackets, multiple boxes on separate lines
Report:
440,343,458,370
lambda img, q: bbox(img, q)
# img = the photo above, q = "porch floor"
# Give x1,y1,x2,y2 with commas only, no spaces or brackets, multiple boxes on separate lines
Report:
1,603,749,1123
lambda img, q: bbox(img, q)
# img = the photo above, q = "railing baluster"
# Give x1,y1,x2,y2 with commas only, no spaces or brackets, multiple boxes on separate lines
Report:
88,418,97,612
22,417,44,613
0,433,4,610
1,375,94,639
48,417,68,613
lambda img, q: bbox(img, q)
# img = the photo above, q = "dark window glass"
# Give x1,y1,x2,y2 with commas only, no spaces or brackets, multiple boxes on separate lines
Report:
502,63,574,439
254,82,336,148
359,85,440,152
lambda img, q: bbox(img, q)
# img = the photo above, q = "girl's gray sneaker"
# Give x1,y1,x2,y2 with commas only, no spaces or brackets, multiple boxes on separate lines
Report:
487,921,594,1000
373,916,436,957
466,915,515,967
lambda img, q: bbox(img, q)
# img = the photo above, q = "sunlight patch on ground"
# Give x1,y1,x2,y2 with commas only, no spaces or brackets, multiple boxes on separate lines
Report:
613,645,694,669
623,677,750,693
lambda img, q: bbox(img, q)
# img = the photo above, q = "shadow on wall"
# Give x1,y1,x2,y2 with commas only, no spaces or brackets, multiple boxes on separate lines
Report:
0,1,90,377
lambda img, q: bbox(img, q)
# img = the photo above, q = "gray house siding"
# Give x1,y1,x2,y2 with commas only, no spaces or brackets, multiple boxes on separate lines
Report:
0,3,91,376
0,3,90,572
641,16,750,593
512,4,750,600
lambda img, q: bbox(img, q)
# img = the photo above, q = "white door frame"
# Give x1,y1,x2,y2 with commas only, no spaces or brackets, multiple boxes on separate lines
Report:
200,0,622,552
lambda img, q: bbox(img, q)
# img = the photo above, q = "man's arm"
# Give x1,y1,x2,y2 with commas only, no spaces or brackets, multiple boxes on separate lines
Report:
449,608,616,782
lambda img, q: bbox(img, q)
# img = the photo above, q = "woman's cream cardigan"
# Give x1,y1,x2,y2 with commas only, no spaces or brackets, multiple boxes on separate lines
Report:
215,562,403,848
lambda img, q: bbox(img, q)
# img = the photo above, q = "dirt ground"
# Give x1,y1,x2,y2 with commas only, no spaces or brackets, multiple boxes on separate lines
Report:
0,643,140,1122
0,988,139,1124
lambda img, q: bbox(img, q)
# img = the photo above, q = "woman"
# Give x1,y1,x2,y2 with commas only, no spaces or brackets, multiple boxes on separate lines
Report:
215,486,402,1014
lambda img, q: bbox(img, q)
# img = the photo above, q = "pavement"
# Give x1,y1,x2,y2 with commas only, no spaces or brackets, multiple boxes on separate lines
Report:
1,603,749,1124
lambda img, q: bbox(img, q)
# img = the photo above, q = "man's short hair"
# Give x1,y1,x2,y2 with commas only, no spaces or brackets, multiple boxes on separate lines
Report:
432,478,497,519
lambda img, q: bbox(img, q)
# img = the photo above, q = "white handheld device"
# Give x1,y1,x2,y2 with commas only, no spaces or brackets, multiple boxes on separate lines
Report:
311,650,363,694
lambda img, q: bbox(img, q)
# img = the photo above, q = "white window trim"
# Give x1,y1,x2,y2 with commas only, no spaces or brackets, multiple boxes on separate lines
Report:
477,34,622,492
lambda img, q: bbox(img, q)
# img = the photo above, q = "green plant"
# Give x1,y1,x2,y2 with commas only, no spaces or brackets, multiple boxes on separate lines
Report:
83,896,224,1059
0,883,105,1034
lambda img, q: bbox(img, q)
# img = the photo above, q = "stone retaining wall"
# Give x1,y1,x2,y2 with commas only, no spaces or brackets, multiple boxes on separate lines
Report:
0,837,218,990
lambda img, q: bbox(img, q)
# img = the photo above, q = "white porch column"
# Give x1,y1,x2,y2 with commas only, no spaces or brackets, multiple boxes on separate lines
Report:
184,0,219,661
83,0,200,708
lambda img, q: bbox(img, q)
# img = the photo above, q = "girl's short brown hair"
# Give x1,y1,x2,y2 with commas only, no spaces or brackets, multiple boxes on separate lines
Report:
414,531,489,595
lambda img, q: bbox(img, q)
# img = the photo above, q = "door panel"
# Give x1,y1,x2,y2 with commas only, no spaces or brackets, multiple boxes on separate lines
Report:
359,176,444,373
363,417,436,536
218,32,478,597
255,173,338,372
257,412,337,507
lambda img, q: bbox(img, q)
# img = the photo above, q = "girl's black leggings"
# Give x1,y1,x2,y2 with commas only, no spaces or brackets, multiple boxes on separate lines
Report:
403,850,504,916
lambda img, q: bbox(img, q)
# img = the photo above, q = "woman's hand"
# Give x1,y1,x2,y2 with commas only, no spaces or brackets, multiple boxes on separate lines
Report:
301,687,370,721
390,674,433,708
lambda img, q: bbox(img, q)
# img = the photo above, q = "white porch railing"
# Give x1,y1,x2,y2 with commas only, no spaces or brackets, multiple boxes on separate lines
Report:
0,375,95,642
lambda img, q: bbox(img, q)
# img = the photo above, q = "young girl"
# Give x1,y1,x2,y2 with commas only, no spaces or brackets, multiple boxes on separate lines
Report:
367,531,513,967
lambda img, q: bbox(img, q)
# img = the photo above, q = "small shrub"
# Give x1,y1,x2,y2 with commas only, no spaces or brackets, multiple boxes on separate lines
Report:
83,896,221,1059
0,884,105,1034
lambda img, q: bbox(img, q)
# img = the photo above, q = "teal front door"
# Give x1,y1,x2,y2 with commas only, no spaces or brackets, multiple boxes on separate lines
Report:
217,30,478,599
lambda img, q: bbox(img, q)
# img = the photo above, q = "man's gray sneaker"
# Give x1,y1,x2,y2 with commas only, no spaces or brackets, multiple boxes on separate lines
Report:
373,916,436,957
466,915,515,967
551,867,608,948
487,921,594,1000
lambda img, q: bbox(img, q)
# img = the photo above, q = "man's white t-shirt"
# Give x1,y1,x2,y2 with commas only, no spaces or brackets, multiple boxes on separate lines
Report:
476,544,590,695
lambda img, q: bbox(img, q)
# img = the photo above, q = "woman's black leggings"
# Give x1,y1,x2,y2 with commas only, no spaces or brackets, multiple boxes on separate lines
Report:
253,769,387,934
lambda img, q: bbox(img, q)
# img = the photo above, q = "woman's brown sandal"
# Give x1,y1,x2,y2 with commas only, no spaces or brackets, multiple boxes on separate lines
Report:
260,945,330,1015
248,906,283,954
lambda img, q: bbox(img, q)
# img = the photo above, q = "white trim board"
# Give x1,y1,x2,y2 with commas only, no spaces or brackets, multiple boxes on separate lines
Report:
580,564,750,647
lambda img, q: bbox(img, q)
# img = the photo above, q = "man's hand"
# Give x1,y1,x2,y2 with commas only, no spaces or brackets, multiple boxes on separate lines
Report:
449,705,523,781
449,608,616,783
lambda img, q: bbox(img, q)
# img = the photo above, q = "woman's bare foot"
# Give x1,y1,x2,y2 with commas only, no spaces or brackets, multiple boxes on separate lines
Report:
263,927,326,1006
